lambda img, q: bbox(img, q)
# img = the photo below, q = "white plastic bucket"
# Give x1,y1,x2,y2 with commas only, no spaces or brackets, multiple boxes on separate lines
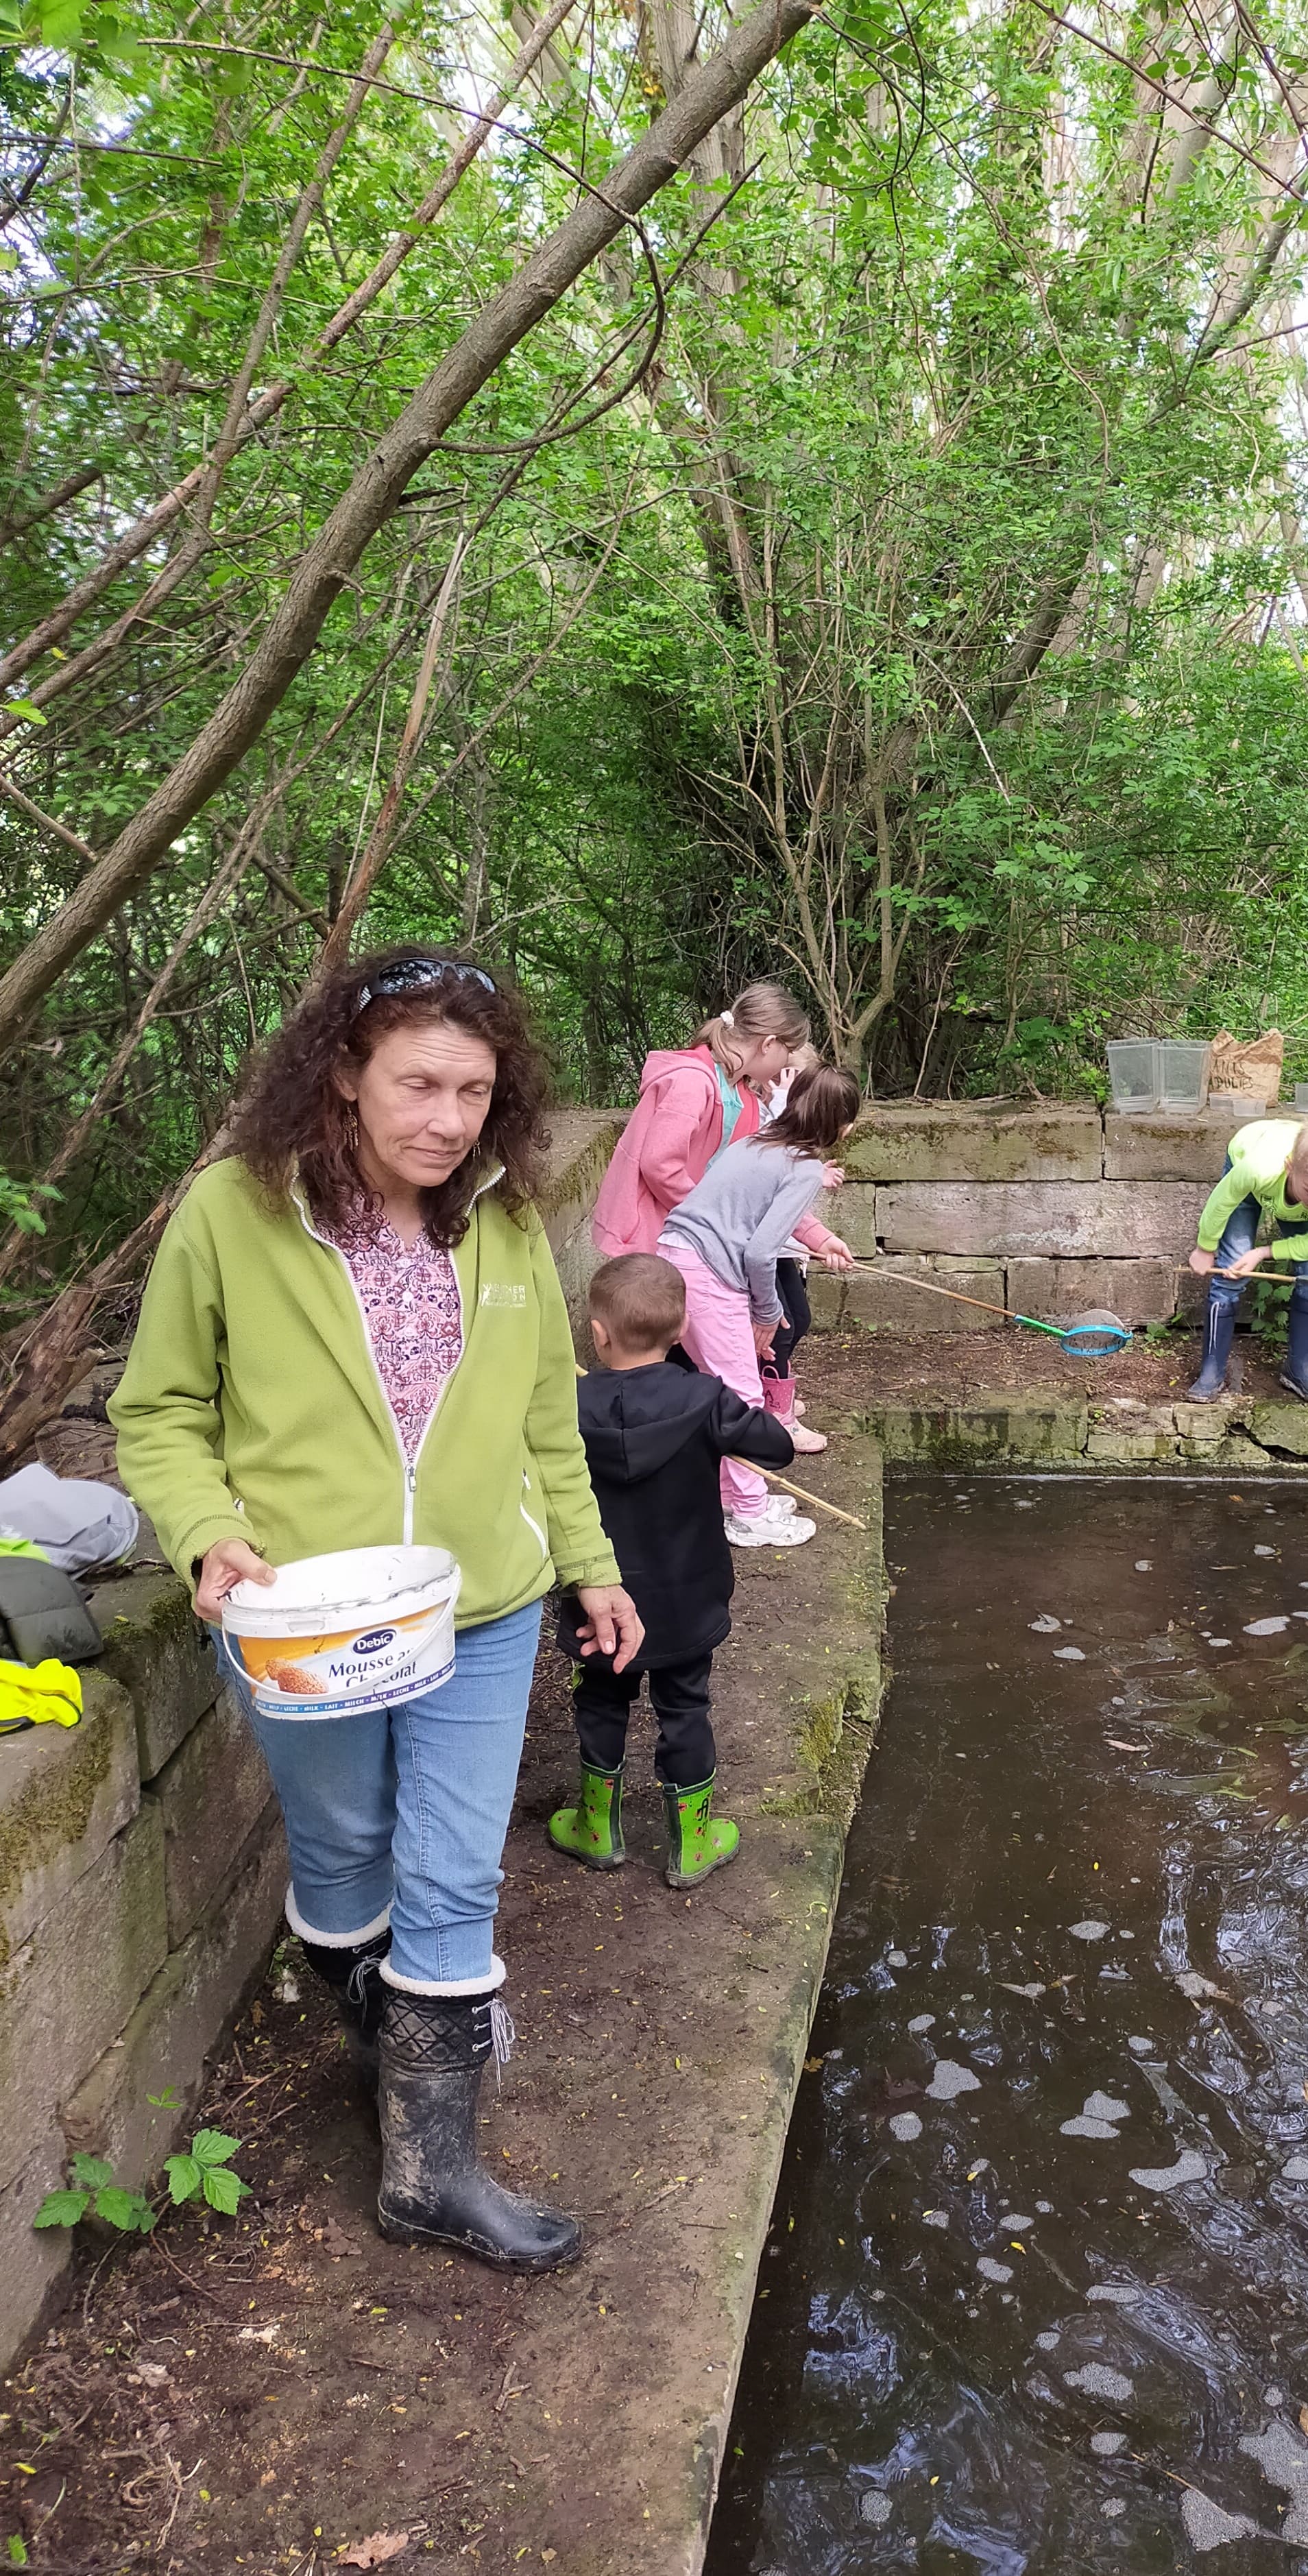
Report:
221,1545,461,1719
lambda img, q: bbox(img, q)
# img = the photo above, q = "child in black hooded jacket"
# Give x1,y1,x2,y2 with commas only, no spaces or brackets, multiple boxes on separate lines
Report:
550,1252,794,1888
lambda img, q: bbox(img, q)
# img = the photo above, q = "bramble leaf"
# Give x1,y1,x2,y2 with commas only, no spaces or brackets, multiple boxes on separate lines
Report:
33,2190,90,2228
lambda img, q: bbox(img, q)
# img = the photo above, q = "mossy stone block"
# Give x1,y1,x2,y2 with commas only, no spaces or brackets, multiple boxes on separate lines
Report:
0,1669,138,1964
0,2124,74,2374
1104,1108,1250,1181
864,1399,1088,1462
147,1684,272,1945
1085,1427,1178,1461
877,1180,1207,1260
1008,1255,1182,1329
0,1802,167,2193
93,1568,220,1780
843,1259,1005,1334
1248,1402,1308,1460
845,1103,1102,1183
63,1800,286,2189
536,1111,625,1249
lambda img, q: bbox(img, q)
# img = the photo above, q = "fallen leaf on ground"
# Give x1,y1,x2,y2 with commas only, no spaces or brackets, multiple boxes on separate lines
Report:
338,2533,409,2566
321,2219,359,2257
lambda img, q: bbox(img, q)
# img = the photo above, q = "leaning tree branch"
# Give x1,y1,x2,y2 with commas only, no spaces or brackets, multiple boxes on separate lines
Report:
0,0,582,741
0,0,822,1048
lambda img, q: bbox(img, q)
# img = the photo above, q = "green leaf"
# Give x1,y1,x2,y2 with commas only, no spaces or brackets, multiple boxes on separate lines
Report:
191,2129,241,2167
69,2152,113,2190
38,0,82,45
5,699,48,727
201,2165,249,2215
164,2153,202,2204
147,2084,180,2109
8,2536,29,2565
93,2186,152,2232
33,2189,90,2229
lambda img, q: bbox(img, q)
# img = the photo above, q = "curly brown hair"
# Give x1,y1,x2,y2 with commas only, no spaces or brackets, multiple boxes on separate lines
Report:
229,947,550,1247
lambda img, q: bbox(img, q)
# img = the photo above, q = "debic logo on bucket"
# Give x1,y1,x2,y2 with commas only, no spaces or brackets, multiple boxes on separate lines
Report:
353,1628,396,1656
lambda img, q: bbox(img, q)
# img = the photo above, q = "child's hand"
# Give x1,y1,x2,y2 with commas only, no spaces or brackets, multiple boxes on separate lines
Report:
821,1236,854,1271
752,1316,777,1358
1187,1247,1215,1275
1220,1244,1272,1280
821,1162,845,1189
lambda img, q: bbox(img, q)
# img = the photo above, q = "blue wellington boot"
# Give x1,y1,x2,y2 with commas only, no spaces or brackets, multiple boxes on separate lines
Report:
1281,1297,1308,1401
1187,1298,1236,1401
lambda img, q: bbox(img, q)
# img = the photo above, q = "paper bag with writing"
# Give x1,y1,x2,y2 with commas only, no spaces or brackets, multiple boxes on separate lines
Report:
1209,1028,1283,1104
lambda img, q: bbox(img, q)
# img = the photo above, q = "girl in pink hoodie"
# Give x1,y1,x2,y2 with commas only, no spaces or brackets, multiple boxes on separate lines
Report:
593,983,852,1278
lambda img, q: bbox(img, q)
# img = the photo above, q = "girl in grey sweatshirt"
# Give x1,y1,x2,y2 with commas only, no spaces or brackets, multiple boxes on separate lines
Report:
658,1067,861,1545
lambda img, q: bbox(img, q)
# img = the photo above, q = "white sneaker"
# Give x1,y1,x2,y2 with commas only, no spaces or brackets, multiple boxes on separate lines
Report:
725,1504,818,1548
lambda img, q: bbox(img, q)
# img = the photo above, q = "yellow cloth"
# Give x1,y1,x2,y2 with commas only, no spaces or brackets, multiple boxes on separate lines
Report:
0,1657,83,1733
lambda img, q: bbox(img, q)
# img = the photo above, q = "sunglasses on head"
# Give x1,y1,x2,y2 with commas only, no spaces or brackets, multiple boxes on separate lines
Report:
354,957,496,1015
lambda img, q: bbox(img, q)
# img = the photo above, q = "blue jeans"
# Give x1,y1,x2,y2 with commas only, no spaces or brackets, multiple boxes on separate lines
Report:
1208,1158,1308,1315
222,1601,542,1995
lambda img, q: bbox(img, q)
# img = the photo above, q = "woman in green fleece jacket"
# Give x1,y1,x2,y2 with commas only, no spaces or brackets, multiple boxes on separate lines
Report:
1187,1118,1308,1401
110,949,640,2272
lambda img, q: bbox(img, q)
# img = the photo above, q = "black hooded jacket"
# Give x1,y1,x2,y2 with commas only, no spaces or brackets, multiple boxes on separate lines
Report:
559,1362,795,1668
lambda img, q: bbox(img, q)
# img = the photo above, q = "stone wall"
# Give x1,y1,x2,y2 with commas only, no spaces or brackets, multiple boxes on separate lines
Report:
0,1587,286,2372
0,1112,622,2372
810,1102,1257,1334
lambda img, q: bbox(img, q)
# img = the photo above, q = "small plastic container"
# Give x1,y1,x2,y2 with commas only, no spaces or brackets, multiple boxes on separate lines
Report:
1156,1039,1211,1114
222,1545,461,1718
1106,1040,1159,1112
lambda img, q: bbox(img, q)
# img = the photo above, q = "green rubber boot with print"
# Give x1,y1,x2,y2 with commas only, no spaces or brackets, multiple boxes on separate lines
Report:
662,1774,740,1890
548,1761,625,1870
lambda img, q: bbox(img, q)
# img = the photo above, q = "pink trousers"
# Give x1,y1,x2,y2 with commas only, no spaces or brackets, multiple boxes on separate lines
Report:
657,1239,768,1517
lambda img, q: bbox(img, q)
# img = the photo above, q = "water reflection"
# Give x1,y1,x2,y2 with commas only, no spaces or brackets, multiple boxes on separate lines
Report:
705,1476,1308,2575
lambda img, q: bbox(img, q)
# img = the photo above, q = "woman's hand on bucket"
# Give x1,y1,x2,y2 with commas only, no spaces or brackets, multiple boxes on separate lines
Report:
574,1585,644,1674
195,1539,276,1620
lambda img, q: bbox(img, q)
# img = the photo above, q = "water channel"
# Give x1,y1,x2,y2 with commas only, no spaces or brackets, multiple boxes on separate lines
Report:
707,1473,1308,2575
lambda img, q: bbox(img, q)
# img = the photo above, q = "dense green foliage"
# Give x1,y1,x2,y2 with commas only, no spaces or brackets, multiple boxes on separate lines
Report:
0,0,1305,1284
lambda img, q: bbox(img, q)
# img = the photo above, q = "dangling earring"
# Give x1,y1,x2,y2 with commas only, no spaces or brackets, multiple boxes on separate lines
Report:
342,1102,360,1159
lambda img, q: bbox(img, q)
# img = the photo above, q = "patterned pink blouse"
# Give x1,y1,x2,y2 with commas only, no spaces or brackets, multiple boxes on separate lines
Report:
330,1214,463,1460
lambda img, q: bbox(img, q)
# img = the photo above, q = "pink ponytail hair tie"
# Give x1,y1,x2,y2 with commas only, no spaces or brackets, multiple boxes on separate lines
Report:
720,1009,735,1029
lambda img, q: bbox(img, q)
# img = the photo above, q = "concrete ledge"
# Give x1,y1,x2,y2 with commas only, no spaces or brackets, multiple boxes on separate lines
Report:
852,1388,1308,1473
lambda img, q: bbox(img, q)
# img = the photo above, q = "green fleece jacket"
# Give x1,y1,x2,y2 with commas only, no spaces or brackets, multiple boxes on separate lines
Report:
1196,1119,1308,1262
108,1158,620,1624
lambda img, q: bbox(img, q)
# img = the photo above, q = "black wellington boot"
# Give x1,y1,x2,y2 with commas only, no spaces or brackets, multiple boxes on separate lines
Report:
1187,1297,1237,1401
1282,1297,1308,1401
299,1928,391,2093
377,1988,583,2271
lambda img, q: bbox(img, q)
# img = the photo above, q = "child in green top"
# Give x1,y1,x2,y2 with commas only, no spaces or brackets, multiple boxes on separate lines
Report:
1187,1119,1308,1401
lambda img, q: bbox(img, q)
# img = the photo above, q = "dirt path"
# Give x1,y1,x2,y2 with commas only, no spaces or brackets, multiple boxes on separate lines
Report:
1,1441,882,2576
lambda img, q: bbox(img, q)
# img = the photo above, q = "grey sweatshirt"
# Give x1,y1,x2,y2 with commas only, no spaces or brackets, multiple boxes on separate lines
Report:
659,1137,825,1323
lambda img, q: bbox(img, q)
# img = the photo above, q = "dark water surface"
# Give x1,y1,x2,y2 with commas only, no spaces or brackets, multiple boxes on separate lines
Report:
705,1474,1308,2575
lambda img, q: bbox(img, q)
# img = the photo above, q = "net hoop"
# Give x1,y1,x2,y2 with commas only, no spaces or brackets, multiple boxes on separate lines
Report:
1058,1308,1130,1358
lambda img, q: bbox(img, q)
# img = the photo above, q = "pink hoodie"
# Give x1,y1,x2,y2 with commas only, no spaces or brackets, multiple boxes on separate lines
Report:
592,1046,837,1260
